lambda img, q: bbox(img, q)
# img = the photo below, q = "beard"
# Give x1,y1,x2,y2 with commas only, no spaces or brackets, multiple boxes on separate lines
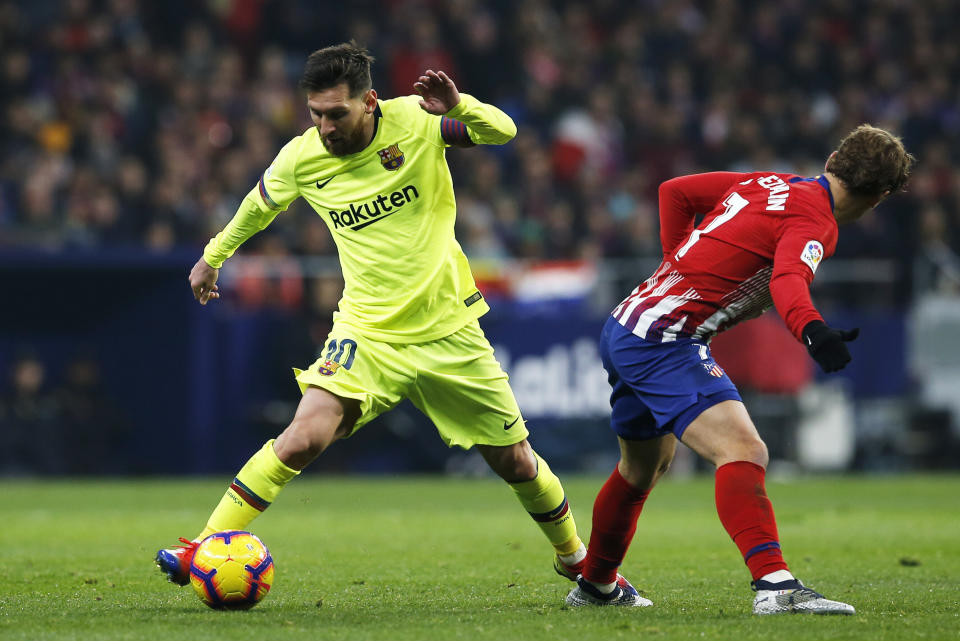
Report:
320,121,370,156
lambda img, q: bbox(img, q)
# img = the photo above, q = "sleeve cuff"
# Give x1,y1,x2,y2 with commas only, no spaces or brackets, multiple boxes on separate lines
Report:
202,242,226,269
445,93,477,119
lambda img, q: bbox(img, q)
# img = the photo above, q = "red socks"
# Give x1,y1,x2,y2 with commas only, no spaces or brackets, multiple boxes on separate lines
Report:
583,461,788,584
582,467,650,584
715,461,788,580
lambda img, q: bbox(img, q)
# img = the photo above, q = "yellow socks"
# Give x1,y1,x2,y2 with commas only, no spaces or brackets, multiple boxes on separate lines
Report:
198,440,300,539
509,452,583,556
198,441,583,562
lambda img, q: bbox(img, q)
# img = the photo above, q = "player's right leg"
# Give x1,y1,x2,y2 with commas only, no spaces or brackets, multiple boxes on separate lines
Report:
476,440,589,581
155,386,359,585
681,401,854,615
405,319,591,583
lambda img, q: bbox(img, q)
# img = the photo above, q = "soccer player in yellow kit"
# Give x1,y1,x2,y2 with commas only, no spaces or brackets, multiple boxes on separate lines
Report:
156,42,598,592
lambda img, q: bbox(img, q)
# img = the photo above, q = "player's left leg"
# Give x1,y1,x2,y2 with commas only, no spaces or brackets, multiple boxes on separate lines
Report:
198,386,361,538
578,435,675,589
681,400,855,615
155,386,360,585
158,326,406,586
564,435,673,608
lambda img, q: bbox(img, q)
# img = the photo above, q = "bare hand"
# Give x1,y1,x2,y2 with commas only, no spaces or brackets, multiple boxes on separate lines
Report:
414,70,460,115
189,257,220,305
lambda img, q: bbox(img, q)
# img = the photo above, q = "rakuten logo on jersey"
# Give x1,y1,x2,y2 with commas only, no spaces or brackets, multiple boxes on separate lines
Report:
757,174,790,211
329,184,420,231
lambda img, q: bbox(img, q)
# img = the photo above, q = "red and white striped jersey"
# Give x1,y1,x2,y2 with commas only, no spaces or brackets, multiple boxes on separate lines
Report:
613,171,839,343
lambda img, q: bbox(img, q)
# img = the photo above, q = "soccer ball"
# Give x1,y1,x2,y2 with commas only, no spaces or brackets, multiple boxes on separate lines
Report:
189,530,274,610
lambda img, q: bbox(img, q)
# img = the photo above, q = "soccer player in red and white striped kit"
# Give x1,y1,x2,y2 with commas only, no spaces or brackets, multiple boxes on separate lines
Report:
566,125,914,614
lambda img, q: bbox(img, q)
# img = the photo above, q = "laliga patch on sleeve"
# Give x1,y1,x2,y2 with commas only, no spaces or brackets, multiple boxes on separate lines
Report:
801,240,824,273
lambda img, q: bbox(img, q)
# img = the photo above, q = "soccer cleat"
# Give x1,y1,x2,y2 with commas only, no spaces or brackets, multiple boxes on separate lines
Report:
751,578,855,615
565,574,653,607
155,537,200,586
553,554,585,581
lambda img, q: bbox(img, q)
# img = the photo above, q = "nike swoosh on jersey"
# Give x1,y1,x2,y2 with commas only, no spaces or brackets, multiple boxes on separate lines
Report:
316,176,335,189
503,416,520,430
350,210,402,231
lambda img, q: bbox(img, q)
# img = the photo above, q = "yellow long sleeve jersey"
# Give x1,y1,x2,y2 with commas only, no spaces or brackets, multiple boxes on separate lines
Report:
203,93,517,343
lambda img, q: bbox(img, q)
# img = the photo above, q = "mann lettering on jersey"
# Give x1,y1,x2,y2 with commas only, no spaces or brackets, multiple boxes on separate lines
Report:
329,184,420,230
757,174,790,211
801,240,824,274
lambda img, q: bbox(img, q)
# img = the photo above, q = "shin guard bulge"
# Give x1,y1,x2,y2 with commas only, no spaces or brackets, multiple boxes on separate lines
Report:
509,452,583,555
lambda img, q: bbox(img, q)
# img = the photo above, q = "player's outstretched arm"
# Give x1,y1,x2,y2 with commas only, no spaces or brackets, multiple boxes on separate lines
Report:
415,69,516,145
192,194,284,305
189,257,220,305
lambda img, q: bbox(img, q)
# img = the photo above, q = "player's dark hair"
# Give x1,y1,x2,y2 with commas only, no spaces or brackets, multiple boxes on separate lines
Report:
826,124,915,197
300,41,374,97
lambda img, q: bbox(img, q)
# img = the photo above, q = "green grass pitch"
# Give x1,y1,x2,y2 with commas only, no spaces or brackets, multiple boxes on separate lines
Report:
2,474,958,640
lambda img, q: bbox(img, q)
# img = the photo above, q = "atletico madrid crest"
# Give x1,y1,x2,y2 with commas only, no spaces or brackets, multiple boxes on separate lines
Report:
377,144,404,171
703,362,724,378
317,360,341,376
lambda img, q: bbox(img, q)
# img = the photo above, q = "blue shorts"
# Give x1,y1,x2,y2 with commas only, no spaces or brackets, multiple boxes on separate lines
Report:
600,315,742,441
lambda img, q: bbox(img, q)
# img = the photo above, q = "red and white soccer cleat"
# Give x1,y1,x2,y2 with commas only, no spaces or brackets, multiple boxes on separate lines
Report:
155,538,199,586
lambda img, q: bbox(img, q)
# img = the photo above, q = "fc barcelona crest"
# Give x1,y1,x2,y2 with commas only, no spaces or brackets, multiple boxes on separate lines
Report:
318,360,341,376
377,144,405,171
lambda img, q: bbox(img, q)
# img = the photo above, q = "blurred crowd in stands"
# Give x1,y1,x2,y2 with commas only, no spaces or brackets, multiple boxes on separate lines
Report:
2,0,959,295
4,0,960,474
0,349,129,473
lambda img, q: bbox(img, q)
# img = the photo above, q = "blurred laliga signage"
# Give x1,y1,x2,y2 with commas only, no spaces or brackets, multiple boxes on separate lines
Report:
481,260,609,420
494,338,610,420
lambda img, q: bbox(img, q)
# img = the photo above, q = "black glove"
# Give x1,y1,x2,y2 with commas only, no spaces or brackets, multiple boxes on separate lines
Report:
802,320,860,373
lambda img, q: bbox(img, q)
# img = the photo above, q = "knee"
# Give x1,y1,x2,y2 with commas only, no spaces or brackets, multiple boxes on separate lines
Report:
619,455,673,490
509,450,539,482
479,441,538,482
731,436,768,468
274,392,353,468
750,438,769,468
279,418,334,462
502,448,538,482
654,456,673,482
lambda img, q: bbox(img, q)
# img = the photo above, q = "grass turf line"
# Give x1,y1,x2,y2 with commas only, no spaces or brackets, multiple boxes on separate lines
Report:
1,475,957,641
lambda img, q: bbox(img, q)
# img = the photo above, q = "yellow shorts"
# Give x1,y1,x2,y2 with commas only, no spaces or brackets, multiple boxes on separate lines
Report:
294,319,528,449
